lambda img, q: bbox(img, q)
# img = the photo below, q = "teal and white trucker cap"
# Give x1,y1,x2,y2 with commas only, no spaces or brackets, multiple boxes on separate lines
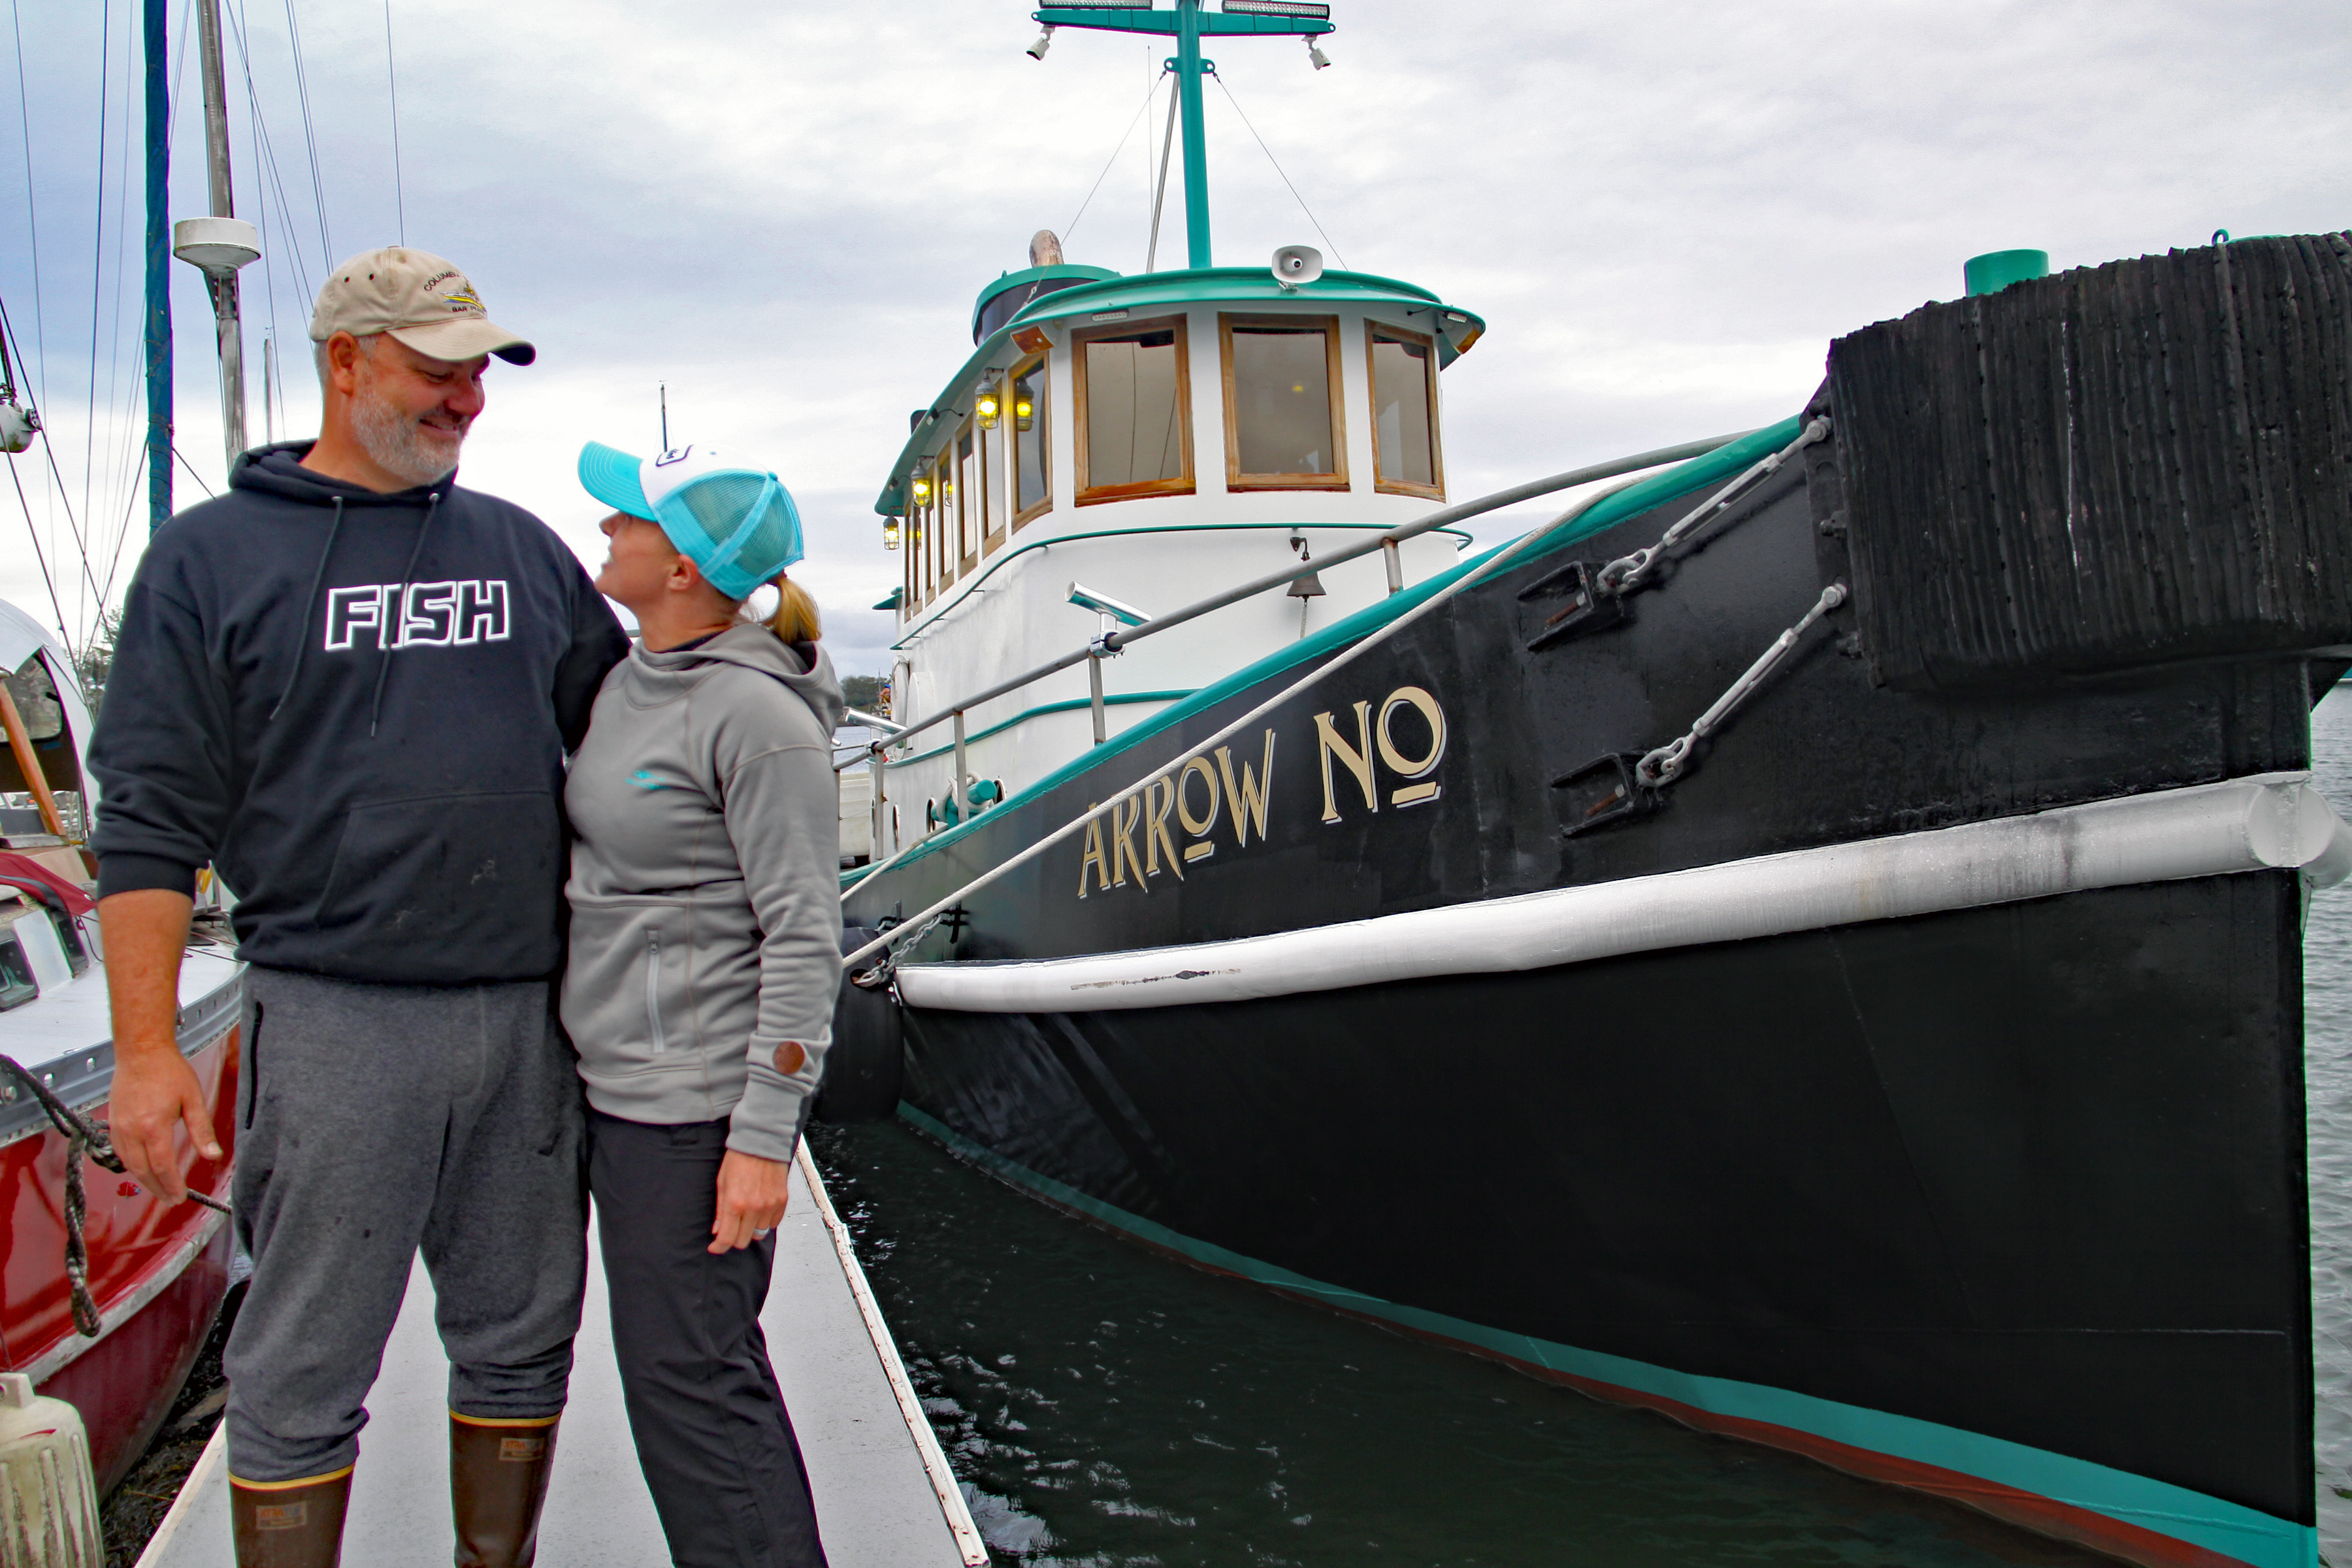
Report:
577,441,804,601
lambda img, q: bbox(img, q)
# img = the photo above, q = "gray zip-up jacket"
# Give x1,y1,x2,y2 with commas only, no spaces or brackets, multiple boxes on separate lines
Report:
561,624,844,1161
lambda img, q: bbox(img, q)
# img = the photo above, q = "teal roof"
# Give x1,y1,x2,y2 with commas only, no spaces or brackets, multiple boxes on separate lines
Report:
972,264,1119,343
872,265,1486,517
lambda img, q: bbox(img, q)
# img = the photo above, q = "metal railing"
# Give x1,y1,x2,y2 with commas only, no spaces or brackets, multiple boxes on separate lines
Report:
844,429,1757,853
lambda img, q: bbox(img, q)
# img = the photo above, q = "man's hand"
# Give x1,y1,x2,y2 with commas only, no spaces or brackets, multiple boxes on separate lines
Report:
99,889,220,1202
710,1150,791,1254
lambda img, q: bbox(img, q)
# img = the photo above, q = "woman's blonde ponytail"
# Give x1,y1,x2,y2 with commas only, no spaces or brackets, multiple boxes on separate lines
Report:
762,572,823,644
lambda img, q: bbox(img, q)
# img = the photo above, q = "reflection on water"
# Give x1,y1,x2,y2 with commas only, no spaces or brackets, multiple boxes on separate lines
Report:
806,689,2352,1567
807,1135,2102,1567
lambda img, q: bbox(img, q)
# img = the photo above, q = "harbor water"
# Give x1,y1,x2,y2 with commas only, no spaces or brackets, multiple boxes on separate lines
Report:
807,686,2352,1567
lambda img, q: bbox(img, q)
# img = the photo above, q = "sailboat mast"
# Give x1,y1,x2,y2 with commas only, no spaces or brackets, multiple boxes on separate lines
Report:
143,0,171,532
193,0,247,468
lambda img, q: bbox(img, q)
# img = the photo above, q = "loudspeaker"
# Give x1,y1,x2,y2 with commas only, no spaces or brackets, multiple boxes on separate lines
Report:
1272,244,1324,289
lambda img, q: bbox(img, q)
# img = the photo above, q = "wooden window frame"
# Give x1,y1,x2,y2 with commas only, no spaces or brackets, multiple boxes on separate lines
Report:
955,426,980,575
981,378,1009,556
932,453,955,590
902,501,917,616
1011,355,1053,531
1073,314,1195,506
1220,312,1348,493
1365,321,1445,501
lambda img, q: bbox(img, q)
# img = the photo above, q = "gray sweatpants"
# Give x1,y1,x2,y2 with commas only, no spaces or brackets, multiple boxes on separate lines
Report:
223,966,587,1482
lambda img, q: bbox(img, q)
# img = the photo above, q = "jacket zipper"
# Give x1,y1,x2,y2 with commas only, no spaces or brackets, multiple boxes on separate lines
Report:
644,932,668,1053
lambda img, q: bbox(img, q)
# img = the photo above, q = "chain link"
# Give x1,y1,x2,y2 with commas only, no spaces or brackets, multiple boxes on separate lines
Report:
1637,581,1849,788
1597,416,1831,596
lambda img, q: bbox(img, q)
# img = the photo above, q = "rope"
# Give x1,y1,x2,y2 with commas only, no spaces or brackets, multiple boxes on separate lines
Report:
844,473,1652,978
0,1054,230,1339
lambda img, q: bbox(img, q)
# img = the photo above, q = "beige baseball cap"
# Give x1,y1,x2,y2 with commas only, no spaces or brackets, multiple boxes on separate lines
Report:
307,246,535,365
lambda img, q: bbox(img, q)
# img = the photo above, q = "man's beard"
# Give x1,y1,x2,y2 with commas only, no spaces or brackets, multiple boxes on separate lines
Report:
350,378,465,488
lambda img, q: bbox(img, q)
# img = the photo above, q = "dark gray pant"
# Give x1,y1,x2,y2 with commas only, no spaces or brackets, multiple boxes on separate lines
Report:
223,967,587,1481
591,1109,828,1568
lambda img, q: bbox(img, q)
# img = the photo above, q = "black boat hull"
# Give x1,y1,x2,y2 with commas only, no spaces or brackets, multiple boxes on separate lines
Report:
843,238,2352,1568
891,870,2309,1567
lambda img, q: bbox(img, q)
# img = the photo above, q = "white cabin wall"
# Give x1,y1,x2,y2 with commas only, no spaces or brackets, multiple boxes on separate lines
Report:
884,302,1470,838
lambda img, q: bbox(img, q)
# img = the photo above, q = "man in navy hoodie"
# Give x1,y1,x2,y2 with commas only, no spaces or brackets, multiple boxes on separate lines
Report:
91,248,628,1567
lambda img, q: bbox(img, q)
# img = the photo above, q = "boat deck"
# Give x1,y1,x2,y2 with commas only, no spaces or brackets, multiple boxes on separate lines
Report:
139,1145,986,1567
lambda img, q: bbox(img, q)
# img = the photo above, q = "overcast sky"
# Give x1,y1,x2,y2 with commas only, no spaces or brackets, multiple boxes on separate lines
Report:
7,0,2349,679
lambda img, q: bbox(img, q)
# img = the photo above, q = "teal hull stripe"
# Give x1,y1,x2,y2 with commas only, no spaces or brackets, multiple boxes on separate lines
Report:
900,1103,2313,1568
847,417,1804,891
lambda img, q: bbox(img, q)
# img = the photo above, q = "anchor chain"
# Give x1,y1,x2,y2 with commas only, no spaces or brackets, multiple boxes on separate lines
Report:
1596,416,1831,597
848,906,956,992
0,1053,230,1338
1636,581,1848,787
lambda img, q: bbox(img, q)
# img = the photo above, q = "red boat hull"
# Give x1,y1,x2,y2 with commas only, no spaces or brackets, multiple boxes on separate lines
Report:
3,1014,241,1492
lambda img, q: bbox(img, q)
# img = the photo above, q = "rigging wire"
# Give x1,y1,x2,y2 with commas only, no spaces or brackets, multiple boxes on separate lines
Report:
227,0,315,304
82,0,113,565
2,295,112,623
8,465,74,662
7,0,47,412
1211,69,1349,272
171,444,215,497
279,0,332,269
383,0,403,246
1064,69,1168,250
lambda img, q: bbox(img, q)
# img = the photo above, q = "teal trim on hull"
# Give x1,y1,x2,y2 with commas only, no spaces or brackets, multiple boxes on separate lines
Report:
846,417,1804,890
899,1102,2315,1568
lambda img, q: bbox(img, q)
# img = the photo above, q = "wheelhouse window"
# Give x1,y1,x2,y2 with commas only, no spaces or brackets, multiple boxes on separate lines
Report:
1220,314,1346,491
1368,323,1443,498
956,427,979,570
932,455,953,590
1011,357,1049,527
979,379,1008,553
902,501,918,614
909,475,930,606
1075,316,1192,504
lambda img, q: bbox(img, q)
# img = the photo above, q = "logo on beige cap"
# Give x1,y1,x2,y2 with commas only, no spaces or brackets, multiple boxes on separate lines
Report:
310,246,534,365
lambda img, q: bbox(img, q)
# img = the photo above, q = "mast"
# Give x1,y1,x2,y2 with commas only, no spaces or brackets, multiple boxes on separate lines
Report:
1030,1,1335,271
180,0,256,472
143,0,171,531
1175,1,1210,269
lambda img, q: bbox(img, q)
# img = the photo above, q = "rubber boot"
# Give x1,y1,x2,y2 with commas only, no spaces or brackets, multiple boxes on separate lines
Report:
229,1466,353,1567
449,1412,561,1568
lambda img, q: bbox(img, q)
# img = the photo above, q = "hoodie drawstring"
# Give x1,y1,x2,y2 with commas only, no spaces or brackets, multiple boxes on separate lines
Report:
369,491,442,737
269,497,346,722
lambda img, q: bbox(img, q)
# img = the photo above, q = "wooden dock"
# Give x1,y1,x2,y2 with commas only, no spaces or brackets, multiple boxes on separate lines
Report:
139,1145,987,1567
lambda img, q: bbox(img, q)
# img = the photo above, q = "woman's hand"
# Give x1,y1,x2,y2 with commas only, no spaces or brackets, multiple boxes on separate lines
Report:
710,1150,792,1253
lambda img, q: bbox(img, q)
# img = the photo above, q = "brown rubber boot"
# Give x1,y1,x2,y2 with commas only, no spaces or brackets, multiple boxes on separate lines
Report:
449,1412,561,1568
229,1466,353,1567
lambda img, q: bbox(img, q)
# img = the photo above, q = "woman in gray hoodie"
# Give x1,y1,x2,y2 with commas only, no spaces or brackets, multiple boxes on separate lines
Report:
564,441,842,1567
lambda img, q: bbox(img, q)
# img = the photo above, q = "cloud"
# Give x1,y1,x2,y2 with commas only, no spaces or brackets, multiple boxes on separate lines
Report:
7,0,2347,679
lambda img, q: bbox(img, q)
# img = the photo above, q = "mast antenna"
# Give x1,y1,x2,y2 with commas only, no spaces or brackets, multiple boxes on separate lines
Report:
1027,0,1335,270
660,383,669,451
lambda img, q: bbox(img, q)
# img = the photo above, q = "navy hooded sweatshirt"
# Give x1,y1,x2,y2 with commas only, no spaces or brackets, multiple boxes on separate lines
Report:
91,441,629,985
